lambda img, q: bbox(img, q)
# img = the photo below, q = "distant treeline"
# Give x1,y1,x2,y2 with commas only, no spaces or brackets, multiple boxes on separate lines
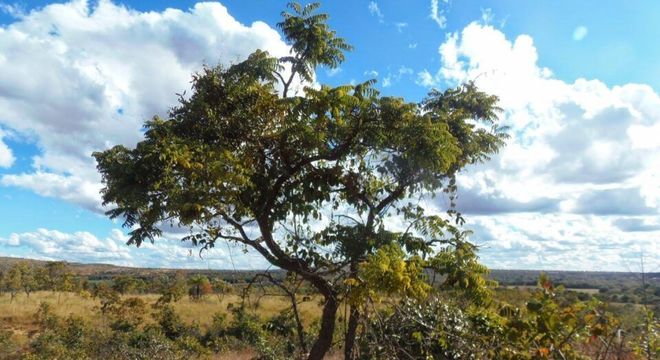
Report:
1,257,658,308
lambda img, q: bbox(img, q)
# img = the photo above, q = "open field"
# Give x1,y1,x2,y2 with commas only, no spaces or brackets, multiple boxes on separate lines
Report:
505,285,601,294
0,291,333,359
1,257,657,359
0,291,324,331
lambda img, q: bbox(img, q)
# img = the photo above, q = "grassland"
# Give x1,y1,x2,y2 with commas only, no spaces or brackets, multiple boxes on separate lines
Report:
0,291,325,355
1,257,657,359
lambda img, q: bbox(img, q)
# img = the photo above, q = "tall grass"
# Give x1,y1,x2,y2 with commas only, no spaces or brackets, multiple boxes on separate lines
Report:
0,290,324,352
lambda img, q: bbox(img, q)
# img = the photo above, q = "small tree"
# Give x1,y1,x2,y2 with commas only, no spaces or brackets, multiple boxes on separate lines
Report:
42,261,75,303
3,264,22,303
112,274,140,295
211,278,233,303
188,275,213,301
156,272,188,306
94,3,506,358
17,262,37,299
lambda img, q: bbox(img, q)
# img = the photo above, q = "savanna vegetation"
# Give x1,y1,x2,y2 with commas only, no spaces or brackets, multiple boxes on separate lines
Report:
1,2,657,359
0,260,657,359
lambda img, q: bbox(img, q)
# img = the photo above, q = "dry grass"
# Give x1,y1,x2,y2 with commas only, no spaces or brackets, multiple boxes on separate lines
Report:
0,291,99,331
0,290,325,355
0,291,323,329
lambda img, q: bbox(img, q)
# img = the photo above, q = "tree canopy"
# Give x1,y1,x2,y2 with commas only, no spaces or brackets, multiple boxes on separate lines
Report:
93,2,507,359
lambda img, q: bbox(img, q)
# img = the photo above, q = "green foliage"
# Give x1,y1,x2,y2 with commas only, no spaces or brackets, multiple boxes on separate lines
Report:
2,263,23,302
112,274,141,294
0,329,17,359
357,275,650,359
24,301,207,360
358,297,493,359
156,272,188,306
429,238,495,304
154,304,188,340
17,262,38,297
43,261,75,293
188,274,213,301
211,277,233,302
353,243,430,303
632,309,659,360
9,274,655,360
278,2,353,85
27,303,89,360
110,297,148,332
93,3,507,358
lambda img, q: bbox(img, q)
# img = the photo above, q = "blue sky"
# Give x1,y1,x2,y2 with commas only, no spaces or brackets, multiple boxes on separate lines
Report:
0,0,658,271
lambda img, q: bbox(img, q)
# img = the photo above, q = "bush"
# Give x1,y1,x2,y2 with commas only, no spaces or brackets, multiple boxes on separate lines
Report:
154,305,187,340
0,329,17,359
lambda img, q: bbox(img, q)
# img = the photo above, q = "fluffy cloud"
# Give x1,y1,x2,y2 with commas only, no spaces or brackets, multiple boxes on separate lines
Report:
0,0,295,210
418,22,660,270
469,214,658,271
421,22,660,214
0,228,269,269
1,171,102,211
613,217,660,232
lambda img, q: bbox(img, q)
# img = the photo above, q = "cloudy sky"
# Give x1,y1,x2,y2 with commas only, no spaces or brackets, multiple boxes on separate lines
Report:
0,0,658,271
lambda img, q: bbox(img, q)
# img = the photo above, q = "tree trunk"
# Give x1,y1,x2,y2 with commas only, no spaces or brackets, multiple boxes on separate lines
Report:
344,306,360,359
290,292,308,354
308,295,339,360
343,260,360,360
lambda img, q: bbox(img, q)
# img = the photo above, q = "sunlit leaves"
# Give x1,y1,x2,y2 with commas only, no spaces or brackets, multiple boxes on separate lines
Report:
93,3,508,357
278,2,353,82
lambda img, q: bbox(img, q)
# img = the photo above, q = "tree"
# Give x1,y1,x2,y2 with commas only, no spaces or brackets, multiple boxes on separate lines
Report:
3,264,22,303
211,277,233,303
156,272,188,306
94,2,506,359
112,274,140,294
188,275,213,301
43,261,75,303
17,262,37,298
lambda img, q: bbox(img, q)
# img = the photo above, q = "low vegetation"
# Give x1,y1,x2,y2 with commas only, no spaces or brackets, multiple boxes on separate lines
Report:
0,260,657,359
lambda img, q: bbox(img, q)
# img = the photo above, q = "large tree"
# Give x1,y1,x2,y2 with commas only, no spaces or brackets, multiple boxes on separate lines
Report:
94,3,506,359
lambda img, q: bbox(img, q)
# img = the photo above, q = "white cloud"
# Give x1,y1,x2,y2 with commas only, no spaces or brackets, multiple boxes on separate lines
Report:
430,0,447,28
1,228,132,263
420,22,660,270
364,70,379,78
416,69,437,87
0,228,269,269
382,66,414,88
0,129,15,168
0,2,25,18
326,67,342,77
470,214,659,271
368,1,384,23
0,1,296,211
573,26,588,41
395,22,408,32
480,8,494,25
408,43,418,49
1,171,102,211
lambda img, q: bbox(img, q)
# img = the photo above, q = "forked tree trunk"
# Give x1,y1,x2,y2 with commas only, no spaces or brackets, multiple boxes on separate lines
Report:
307,295,339,360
